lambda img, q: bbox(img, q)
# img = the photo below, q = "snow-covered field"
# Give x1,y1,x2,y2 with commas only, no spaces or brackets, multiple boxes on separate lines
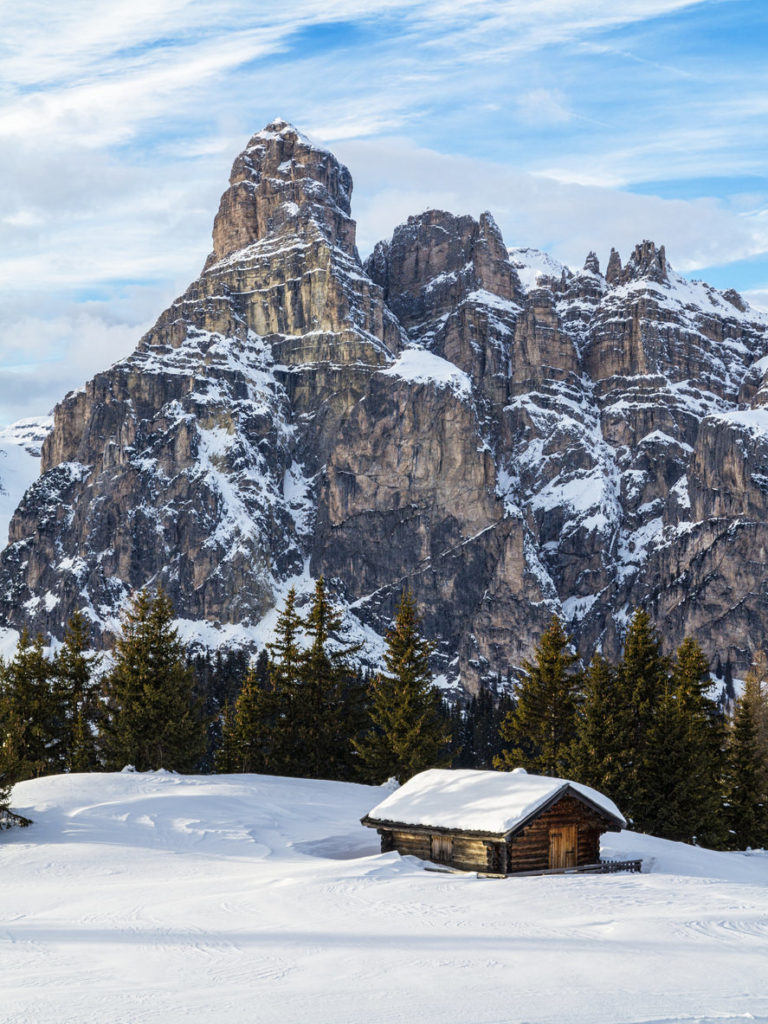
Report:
3,772,768,1024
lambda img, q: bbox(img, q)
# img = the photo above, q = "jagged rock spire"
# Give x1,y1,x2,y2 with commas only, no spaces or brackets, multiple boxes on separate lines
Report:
364,208,522,329
583,251,601,275
210,119,357,263
605,247,622,285
623,240,668,284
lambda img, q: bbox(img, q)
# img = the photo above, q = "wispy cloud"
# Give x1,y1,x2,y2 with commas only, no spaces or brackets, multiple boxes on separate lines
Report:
1,0,766,424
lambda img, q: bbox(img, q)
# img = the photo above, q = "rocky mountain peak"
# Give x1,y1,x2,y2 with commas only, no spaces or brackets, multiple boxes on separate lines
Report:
621,240,668,284
364,208,521,333
210,119,357,263
722,287,747,312
2,123,768,696
605,247,623,285
583,251,601,276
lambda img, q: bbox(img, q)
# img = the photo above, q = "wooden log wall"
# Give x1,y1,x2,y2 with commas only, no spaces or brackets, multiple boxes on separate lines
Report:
389,830,431,860
507,796,609,874
449,836,492,872
382,830,494,872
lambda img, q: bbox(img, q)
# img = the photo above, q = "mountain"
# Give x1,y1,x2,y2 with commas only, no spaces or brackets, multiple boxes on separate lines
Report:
1,119,767,691
0,417,52,546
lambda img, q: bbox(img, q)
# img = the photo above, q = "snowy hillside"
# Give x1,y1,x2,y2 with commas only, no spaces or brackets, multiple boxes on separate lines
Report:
3,772,768,1024
0,416,51,544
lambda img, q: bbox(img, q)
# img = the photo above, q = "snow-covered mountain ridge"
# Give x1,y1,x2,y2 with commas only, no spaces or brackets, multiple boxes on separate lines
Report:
1,119,768,689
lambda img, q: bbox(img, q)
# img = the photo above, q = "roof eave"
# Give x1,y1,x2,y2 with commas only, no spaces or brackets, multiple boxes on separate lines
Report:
361,815,506,842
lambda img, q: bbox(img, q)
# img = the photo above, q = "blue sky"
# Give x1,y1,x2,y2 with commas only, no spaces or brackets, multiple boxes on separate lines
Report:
0,0,766,423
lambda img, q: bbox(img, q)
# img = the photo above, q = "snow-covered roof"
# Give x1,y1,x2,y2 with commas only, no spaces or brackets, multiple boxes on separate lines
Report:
363,768,626,835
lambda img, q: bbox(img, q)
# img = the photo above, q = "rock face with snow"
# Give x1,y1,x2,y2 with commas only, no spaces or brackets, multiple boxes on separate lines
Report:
1,121,401,634
2,120,768,691
0,417,53,549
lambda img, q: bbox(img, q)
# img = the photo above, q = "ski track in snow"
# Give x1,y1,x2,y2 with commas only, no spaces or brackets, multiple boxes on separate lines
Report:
2,772,768,1024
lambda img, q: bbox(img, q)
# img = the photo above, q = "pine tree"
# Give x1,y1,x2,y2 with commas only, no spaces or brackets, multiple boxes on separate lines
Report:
262,586,307,775
723,664,768,849
633,680,693,840
494,616,581,777
571,653,630,799
55,611,101,772
101,588,207,772
0,630,63,782
355,589,451,784
216,665,281,774
292,578,366,780
610,609,670,825
668,636,725,845
267,587,304,688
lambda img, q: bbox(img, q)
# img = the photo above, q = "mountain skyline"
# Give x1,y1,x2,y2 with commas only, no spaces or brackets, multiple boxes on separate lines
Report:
1,1,767,425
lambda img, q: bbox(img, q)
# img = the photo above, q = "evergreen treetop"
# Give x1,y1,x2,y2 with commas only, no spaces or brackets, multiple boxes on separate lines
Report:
216,664,281,775
101,587,207,772
608,608,669,823
495,615,581,777
570,652,628,798
355,588,451,784
55,610,101,773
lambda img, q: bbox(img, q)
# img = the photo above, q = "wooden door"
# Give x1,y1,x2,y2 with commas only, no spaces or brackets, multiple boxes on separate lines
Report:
431,834,453,864
549,825,578,869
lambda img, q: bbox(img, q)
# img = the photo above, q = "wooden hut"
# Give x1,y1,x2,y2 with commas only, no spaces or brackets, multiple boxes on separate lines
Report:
361,768,627,876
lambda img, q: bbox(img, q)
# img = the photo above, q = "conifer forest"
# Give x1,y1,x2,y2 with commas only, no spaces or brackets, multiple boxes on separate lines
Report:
2,583,767,851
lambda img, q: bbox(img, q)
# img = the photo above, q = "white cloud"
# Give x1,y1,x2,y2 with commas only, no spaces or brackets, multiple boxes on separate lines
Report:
337,137,768,272
0,0,765,427
516,90,574,126
0,312,152,424
744,288,768,314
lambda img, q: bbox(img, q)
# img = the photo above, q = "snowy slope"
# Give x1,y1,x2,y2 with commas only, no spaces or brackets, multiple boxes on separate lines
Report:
508,245,569,290
3,771,768,1024
0,416,51,544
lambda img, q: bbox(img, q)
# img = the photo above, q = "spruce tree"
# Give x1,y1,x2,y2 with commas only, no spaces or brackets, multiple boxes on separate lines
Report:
668,636,725,845
216,665,282,774
55,610,101,772
0,630,63,781
494,616,581,777
263,586,307,774
611,609,669,825
571,653,629,799
633,681,694,840
355,588,451,784
101,587,207,772
723,666,768,849
267,588,304,687
292,577,366,780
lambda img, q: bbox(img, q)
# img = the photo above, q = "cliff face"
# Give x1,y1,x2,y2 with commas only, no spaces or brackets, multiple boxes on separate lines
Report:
2,121,401,635
2,120,768,690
